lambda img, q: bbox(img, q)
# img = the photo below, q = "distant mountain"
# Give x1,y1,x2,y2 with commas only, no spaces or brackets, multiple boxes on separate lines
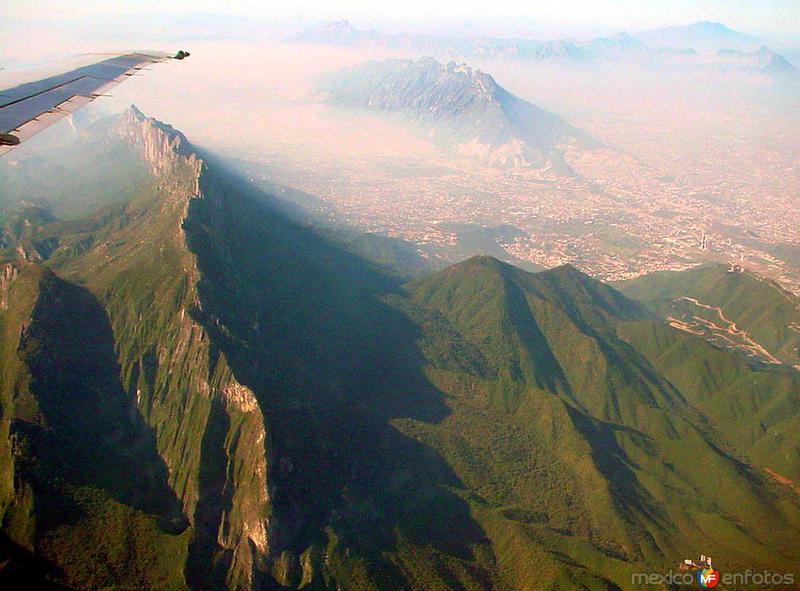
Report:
289,20,651,62
289,18,386,46
313,57,597,169
582,31,649,57
2,108,799,590
638,21,760,52
291,20,796,78
289,20,546,58
527,38,583,60
717,46,799,76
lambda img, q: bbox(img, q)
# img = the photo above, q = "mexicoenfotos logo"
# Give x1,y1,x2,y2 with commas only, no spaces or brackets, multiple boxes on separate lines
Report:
632,553,797,587
632,569,796,587
696,568,719,588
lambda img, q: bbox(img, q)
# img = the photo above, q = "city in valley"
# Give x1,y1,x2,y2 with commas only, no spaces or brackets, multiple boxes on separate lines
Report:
15,40,793,294
228,72,800,294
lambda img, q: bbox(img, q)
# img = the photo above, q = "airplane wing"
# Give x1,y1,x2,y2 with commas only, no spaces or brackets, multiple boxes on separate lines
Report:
0,50,189,156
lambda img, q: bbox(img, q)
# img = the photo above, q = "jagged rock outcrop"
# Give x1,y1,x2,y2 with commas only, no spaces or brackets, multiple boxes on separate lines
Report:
0,263,19,310
109,107,273,590
0,106,277,590
116,105,200,178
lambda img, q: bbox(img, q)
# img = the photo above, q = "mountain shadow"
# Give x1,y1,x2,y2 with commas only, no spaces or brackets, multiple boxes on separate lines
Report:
185,397,235,591
182,155,497,585
0,531,70,590
15,269,188,535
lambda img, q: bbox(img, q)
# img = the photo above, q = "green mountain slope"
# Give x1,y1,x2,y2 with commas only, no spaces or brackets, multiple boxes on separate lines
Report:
405,257,800,586
0,262,190,589
618,264,800,369
0,108,798,590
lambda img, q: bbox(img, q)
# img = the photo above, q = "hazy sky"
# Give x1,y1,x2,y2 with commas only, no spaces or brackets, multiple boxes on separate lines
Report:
4,0,800,34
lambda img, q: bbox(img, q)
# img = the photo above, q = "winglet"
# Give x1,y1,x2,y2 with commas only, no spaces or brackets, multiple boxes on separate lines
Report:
173,50,191,60
0,133,21,146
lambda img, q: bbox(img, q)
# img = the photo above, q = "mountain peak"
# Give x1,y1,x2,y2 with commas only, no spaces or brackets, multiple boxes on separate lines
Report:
716,46,797,75
640,20,759,52
127,103,147,121
534,262,602,292
314,57,592,169
531,262,649,323
456,254,508,271
318,19,356,36
546,262,584,276
753,46,797,72
421,257,618,309
287,18,382,45
438,59,501,100
690,20,730,31
116,105,198,175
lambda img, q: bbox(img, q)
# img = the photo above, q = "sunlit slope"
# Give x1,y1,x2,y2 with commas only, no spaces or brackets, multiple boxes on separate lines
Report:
618,318,800,481
618,267,800,483
406,257,800,586
1,110,272,590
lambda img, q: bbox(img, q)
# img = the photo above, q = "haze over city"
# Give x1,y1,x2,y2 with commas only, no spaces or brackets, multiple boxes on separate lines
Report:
3,0,799,292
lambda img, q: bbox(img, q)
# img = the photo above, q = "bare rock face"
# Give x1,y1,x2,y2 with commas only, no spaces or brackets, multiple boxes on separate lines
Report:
0,262,20,310
115,105,199,177
102,106,275,590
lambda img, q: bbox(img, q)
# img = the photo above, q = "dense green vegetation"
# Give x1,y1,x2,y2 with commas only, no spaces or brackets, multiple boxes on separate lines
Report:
1,109,798,590
0,263,190,589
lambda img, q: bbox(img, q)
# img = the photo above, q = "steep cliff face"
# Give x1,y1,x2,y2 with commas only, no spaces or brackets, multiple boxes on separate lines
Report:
0,107,274,590
0,263,20,311
0,262,29,519
82,107,273,590
115,105,198,178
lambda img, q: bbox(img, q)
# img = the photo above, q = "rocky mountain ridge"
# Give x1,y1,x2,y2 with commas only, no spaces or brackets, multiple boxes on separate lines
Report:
0,106,274,590
314,57,595,169
291,20,797,78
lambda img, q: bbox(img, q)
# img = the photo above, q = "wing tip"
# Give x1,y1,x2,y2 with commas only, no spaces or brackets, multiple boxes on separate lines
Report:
0,133,21,147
